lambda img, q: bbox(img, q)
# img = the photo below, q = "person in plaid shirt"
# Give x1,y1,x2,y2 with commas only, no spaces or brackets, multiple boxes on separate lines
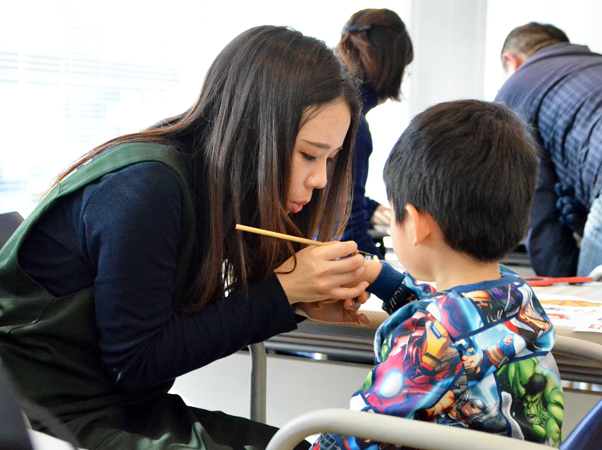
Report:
495,22,602,278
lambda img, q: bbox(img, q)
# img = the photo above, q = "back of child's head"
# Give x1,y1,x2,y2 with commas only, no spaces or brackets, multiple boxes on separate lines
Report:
383,100,538,262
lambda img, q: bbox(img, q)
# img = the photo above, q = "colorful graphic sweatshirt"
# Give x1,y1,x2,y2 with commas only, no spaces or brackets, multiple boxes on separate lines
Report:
311,263,564,449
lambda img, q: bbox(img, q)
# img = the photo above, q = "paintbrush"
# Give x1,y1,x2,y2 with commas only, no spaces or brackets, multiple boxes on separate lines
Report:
235,224,379,260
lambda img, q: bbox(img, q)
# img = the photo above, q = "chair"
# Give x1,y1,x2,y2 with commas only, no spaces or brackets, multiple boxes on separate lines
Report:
264,334,602,450
0,357,84,449
266,408,547,450
0,359,33,449
561,396,602,450
249,343,267,423
0,211,24,249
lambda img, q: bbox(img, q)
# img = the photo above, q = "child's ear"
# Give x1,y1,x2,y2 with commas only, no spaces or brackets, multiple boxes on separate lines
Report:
405,204,432,246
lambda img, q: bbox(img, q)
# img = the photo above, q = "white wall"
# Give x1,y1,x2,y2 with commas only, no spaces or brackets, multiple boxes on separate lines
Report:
367,0,489,206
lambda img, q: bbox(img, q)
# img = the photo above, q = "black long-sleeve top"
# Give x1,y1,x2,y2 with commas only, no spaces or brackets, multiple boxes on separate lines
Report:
18,162,298,392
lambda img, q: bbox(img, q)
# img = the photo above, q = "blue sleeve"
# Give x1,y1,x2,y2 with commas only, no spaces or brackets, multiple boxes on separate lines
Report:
368,262,436,315
82,164,298,391
367,261,404,300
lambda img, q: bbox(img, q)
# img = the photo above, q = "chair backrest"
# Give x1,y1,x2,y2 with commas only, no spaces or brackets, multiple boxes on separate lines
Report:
266,335,602,450
560,397,602,450
553,334,602,362
265,408,546,450
0,211,24,249
0,360,34,450
0,359,83,449
553,334,602,449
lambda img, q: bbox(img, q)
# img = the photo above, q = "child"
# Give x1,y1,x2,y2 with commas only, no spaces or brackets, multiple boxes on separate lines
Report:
312,100,564,449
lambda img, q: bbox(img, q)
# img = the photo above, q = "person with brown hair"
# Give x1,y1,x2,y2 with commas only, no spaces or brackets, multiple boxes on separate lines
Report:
0,25,372,450
337,8,413,259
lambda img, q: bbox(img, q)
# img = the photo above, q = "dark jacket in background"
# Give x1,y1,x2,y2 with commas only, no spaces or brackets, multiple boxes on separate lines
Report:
341,89,384,258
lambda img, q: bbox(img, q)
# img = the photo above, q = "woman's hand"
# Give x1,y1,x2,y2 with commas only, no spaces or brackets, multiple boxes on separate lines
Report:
275,240,369,305
293,292,371,326
371,205,392,227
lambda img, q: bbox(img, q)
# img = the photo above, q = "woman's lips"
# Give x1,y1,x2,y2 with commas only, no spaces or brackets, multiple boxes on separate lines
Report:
290,202,306,213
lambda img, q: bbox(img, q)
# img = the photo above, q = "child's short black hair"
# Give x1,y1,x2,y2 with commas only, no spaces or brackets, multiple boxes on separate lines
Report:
383,100,538,262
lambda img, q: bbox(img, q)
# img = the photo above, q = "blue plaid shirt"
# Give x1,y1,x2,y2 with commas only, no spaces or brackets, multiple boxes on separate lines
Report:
495,43,602,276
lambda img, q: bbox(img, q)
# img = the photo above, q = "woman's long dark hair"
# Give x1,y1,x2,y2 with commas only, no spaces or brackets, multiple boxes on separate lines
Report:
51,26,361,311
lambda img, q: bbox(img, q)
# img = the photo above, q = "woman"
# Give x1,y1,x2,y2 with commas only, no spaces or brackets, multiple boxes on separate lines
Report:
0,26,370,450
337,8,414,258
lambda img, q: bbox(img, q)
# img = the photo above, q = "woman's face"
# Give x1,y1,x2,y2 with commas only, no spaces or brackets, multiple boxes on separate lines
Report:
286,98,351,214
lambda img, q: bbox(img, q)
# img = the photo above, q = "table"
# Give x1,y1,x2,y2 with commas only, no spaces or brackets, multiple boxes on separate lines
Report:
531,283,602,384
265,281,602,385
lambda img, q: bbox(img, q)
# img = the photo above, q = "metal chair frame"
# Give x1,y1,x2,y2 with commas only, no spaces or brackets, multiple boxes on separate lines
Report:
258,334,602,449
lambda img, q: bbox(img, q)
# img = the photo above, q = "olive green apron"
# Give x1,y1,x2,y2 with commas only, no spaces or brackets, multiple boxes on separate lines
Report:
0,143,280,450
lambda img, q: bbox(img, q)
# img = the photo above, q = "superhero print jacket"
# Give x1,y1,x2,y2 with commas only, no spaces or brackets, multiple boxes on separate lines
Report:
311,263,564,450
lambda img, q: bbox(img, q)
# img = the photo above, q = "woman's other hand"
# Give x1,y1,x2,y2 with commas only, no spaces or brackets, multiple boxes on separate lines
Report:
275,240,369,305
293,292,371,326
371,205,392,227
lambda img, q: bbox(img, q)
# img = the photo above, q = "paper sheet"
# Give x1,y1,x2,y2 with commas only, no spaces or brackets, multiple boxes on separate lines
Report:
537,294,602,332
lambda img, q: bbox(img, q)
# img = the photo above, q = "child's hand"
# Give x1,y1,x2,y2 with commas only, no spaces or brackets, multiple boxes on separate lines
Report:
275,240,369,305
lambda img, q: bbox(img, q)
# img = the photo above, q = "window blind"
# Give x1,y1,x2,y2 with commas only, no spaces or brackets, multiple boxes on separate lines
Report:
408,0,488,117
0,6,181,215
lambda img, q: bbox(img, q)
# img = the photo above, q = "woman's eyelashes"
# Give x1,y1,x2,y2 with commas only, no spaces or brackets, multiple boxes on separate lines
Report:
302,151,337,164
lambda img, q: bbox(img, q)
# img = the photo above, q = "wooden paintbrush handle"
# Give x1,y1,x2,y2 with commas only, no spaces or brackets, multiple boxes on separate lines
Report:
235,224,327,247
235,224,379,260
